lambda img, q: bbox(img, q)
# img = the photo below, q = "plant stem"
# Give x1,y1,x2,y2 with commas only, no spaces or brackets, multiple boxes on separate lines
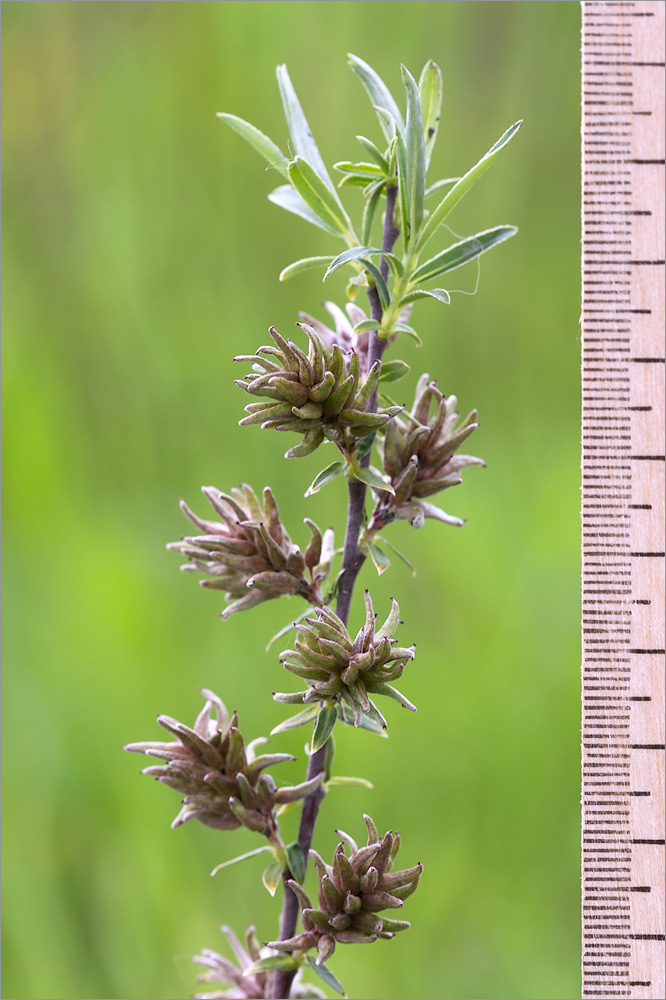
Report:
271,185,399,1000
336,183,398,619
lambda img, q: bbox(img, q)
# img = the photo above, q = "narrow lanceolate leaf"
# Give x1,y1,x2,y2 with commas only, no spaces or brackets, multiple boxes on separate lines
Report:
357,259,390,312
347,53,404,142
381,536,417,576
286,842,306,883
356,134,389,170
379,359,411,383
276,64,336,192
367,542,391,576
245,954,299,976
392,321,422,346
306,955,347,996
334,160,385,178
353,319,382,336
401,65,426,242
269,185,339,234
324,246,402,282
418,60,443,171
305,461,347,497
416,119,523,251
361,182,383,246
210,845,272,877
288,157,355,240
352,466,395,495
312,703,339,753
279,256,334,282
394,130,410,243
425,177,461,198
412,225,518,284
399,287,451,306
262,858,286,896
339,704,388,735
216,113,289,179
271,704,320,735
326,775,374,789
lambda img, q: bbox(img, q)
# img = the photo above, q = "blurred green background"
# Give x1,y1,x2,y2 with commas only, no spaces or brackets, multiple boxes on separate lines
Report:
2,3,580,999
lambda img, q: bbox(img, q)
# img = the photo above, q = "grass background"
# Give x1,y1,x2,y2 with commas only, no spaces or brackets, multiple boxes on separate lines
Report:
2,2,580,998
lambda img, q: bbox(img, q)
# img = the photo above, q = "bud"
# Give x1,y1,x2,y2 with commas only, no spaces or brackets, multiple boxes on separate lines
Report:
125,690,321,834
193,924,325,1000
167,483,328,618
371,374,484,530
266,816,422,963
234,325,402,459
274,591,416,729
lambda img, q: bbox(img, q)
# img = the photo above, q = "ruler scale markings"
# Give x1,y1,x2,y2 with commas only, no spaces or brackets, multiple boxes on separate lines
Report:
582,3,665,999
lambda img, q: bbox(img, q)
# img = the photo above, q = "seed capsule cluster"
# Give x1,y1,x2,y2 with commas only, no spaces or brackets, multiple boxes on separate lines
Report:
267,815,422,964
125,690,321,834
193,925,325,1000
374,373,484,528
234,324,402,458
275,591,416,729
168,483,328,618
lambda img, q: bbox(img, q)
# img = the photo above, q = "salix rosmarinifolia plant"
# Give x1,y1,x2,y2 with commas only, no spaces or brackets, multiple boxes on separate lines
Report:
126,55,520,1000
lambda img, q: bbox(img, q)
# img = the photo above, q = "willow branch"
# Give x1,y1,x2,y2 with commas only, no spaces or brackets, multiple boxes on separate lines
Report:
271,184,399,1000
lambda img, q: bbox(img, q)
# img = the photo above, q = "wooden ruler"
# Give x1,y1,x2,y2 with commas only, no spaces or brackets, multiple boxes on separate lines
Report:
582,2,665,998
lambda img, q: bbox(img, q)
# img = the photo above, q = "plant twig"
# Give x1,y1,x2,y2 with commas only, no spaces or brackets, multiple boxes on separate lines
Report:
272,184,399,1000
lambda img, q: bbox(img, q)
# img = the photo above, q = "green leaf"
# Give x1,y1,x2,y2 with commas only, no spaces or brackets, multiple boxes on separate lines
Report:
245,954,299,976
334,160,384,177
266,608,314,652
324,246,402,282
412,225,518,283
210,845,272,877
399,287,450,306
262,858,286,896
379,359,410,383
338,173,379,190
416,119,523,251
418,60,443,171
425,177,461,198
312,703,338,753
304,461,347,498
286,842,306,883
352,466,395,495
324,733,336,782
394,130,409,243
279,256,334,282
271,705,320,737
352,319,382,335
367,541,391,575
347,54,404,142
269,185,339,235
358,259,390,311
216,113,289,180
361,182,383,246
356,134,389,170
306,955,347,996
339,704,388,735
276,65,336,193
381,536,417,576
326,775,374,789
401,65,426,243
275,799,300,818
355,432,376,462
288,157,355,240
392,321,423,347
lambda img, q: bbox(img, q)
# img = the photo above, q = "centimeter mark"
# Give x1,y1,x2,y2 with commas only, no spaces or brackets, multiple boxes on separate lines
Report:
582,3,665,999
